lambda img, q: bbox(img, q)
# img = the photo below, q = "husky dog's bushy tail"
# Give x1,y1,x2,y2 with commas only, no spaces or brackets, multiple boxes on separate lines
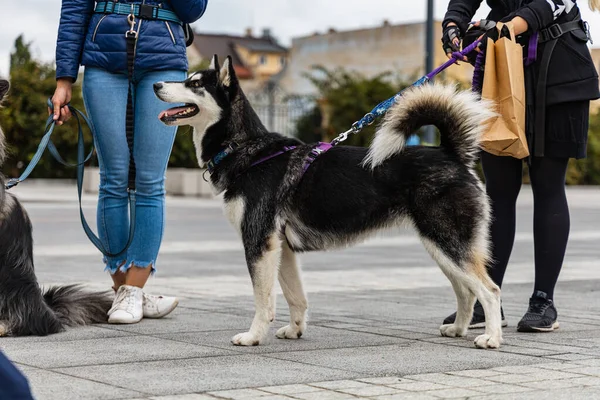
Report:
363,84,495,168
0,79,113,336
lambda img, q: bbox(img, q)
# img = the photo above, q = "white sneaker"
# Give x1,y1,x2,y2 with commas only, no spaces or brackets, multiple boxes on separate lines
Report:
108,285,144,324
143,293,179,319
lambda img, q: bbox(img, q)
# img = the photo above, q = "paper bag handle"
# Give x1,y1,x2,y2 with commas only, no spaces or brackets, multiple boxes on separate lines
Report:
496,22,517,43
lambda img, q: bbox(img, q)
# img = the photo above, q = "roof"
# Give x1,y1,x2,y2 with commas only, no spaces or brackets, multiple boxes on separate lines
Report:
192,33,288,72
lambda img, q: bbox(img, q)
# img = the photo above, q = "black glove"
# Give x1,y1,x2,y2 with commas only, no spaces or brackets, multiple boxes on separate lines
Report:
442,22,463,55
463,20,506,65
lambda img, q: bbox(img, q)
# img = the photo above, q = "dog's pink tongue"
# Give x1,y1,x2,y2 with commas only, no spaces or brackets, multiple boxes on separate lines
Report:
158,106,189,119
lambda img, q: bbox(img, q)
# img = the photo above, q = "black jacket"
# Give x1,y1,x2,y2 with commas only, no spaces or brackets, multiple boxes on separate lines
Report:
444,0,600,105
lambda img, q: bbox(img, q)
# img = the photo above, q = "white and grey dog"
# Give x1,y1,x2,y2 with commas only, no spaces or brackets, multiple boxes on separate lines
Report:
0,80,113,337
154,55,503,349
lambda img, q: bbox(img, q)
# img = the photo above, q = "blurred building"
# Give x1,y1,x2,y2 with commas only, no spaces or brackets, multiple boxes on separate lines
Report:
278,20,475,96
187,28,288,93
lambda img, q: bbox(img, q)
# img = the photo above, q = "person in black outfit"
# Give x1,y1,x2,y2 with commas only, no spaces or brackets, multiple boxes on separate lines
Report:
440,0,600,332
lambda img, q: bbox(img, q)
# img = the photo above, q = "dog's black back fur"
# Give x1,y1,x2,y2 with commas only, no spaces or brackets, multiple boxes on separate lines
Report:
0,80,113,336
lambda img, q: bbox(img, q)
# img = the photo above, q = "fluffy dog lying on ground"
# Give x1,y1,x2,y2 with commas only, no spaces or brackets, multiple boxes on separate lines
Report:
0,79,112,337
154,55,503,349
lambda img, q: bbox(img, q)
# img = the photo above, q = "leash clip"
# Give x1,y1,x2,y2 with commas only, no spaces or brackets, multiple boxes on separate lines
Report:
126,7,138,38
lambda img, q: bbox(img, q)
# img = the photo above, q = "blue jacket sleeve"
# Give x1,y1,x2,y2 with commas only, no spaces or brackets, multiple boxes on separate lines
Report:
55,0,94,81
169,0,208,24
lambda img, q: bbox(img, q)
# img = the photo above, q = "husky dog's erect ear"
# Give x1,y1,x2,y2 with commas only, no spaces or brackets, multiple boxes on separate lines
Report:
219,56,236,87
209,54,220,71
0,80,9,100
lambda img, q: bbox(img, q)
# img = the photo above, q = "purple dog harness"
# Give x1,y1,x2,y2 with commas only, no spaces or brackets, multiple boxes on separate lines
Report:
250,142,333,175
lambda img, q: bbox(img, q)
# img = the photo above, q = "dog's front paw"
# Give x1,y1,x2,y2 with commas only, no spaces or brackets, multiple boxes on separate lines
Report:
0,321,9,337
440,323,466,338
474,334,501,349
276,323,305,340
232,331,261,346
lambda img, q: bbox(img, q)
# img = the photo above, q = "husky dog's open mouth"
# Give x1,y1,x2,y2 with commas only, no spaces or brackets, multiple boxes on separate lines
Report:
159,104,200,123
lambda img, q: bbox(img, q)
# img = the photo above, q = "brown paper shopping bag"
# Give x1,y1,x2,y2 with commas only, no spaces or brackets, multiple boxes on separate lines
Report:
480,22,529,159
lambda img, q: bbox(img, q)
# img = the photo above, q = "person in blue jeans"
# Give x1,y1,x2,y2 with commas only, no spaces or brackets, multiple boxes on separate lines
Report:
51,0,208,324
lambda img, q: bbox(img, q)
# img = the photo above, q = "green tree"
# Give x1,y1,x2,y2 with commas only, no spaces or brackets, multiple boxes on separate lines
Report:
0,35,90,179
298,66,411,147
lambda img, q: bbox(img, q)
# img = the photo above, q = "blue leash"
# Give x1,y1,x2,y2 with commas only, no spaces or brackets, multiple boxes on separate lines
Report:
6,99,136,259
330,37,483,145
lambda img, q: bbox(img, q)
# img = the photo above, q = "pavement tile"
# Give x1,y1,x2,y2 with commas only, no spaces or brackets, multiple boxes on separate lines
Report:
573,358,600,367
446,369,505,378
338,384,401,396
473,384,536,394
25,369,145,400
257,384,322,395
356,376,405,385
423,388,484,398
1,335,238,369
52,355,358,396
402,373,491,387
157,326,409,354
533,362,584,370
565,376,600,386
372,394,439,400
309,380,373,390
267,343,541,376
490,365,543,374
387,382,451,392
523,379,584,390
545,353,596,361
149,395,221,400
567,366,600,376
206,388,272,399
287,390,358,400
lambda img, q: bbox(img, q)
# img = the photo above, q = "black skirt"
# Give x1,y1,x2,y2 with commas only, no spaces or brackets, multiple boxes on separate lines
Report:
539,100,590,160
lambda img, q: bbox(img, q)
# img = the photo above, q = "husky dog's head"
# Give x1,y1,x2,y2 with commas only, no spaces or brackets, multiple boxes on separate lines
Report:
154,54,237,130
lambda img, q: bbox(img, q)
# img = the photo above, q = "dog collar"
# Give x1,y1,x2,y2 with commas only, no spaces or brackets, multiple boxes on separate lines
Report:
206,142,239,174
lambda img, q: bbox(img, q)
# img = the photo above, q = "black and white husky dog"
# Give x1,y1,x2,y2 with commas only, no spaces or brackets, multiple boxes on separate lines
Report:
0,80,112,336
154,55,503,349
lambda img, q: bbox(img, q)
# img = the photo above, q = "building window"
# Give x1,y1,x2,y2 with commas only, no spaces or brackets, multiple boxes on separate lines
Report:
280,56,286,66
259,55,267,65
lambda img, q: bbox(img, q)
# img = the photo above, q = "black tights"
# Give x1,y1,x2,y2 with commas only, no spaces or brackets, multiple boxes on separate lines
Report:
481,152,570,300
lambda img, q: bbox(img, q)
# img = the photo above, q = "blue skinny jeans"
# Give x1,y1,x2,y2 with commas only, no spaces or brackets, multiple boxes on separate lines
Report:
82,67,186,274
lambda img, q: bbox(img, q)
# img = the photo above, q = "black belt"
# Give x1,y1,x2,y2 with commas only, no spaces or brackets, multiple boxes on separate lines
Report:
533,16,588,157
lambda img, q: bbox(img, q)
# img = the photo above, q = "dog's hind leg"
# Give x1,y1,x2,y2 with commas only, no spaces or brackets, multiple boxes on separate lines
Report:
422,239,501,348
276,241,308,340
232,233,282,346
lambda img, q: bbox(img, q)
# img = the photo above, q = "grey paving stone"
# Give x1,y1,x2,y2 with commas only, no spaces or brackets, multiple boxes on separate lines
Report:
206,388,273,399
446,369,505,378
473,383,536,395
266,342,540,376
157,326,409,354
567,366,600,376
372,393,439,400
309,380,374,390
0,325,132,344
388,381,450,392
52,355,359,396
25,369,145,400
279,390,357,400
99,311,253,335
2,335,239,368
258,384,323,395
524,379,584,390
149,395,220,400
423,388,484,398
475,386,600,400
401,373,490,387
356,376,405,385
338,384,402,396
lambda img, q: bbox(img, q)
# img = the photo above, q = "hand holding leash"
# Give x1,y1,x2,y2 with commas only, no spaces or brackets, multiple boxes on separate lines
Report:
50,78,73,126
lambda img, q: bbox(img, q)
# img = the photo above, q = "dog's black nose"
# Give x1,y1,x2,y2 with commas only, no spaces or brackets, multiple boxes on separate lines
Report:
153,82,163,91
